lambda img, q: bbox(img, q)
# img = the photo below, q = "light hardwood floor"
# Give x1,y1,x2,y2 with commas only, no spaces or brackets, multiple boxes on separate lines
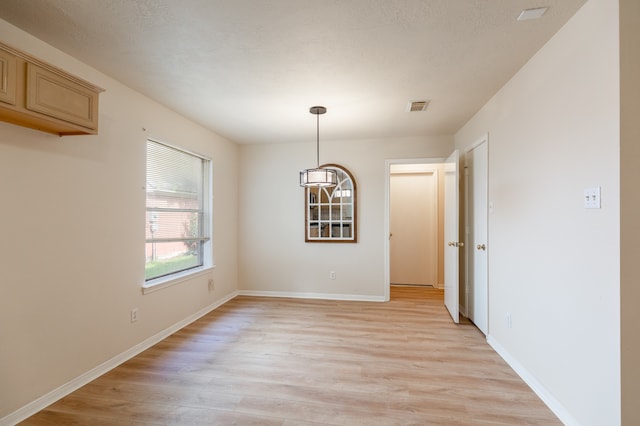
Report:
21,286,560,425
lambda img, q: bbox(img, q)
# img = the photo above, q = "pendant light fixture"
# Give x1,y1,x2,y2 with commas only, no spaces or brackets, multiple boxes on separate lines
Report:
299,106,337,187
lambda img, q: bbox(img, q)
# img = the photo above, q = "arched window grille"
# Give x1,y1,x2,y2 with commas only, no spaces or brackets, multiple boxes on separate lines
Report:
305,164,357,242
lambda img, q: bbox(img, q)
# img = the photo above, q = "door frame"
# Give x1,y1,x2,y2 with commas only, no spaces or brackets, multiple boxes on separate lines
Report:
384,157,445,301
390,165,439,286
464,134,489,333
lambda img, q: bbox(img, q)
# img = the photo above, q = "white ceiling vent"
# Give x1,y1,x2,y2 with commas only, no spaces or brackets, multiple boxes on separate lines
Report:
517,7,548,21
407,100,430,112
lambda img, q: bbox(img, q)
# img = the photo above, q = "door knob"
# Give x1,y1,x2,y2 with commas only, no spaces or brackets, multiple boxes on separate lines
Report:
476,244,486,251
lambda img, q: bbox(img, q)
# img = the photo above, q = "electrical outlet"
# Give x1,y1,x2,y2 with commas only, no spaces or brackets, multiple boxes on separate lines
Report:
130,308,138,323
584,187,601,209
208,278,214,291
330,271,336,280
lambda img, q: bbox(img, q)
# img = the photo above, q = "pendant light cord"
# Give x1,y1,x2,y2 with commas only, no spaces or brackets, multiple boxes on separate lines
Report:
316,112,320,168
309,105,327,169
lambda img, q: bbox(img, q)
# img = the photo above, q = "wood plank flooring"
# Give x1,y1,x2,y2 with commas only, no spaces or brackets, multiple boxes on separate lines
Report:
21,286,560,425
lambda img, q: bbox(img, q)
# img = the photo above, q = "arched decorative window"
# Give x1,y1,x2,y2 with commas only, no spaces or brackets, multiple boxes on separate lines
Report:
305,164,357,242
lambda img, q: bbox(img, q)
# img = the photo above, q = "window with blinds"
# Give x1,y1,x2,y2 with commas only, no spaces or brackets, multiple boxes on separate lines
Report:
145,139,211,281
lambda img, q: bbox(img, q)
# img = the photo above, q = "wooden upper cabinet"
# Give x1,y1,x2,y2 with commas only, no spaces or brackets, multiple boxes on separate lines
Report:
0,42,104,136
0,48,17,106
26,63,99,131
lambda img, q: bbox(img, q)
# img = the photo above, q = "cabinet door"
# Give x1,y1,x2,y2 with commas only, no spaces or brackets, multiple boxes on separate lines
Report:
25,63,99,130
0,49,17,106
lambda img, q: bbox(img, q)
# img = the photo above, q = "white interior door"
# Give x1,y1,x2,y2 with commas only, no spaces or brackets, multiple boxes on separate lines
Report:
390,170,437,286
444,150,460,323
467,140,488,334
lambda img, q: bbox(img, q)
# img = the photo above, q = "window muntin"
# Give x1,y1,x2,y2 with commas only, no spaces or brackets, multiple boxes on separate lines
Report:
305,164,357,242
145,139,211,281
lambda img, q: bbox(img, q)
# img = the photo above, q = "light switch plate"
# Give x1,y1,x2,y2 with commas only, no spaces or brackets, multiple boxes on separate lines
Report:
584,187,601,209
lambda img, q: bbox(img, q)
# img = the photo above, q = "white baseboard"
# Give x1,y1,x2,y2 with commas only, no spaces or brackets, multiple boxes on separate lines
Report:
0,291,239,426
486,335,578,426
238,289,386,302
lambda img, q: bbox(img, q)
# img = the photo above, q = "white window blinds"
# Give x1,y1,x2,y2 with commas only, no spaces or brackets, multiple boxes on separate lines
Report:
145,140,210,281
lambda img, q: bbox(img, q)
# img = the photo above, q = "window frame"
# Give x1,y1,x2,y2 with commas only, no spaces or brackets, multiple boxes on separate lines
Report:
143,137,213,293
304,164,357,243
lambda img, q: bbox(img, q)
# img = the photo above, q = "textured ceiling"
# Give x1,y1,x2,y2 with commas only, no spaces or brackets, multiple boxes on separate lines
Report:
0,0,587,144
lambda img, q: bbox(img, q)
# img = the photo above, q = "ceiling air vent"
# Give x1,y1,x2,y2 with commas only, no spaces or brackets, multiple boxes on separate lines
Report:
517,7,548,21
407,100,430,112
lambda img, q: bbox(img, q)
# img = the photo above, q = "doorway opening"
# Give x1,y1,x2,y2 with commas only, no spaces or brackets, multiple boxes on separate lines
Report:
384,158,446,301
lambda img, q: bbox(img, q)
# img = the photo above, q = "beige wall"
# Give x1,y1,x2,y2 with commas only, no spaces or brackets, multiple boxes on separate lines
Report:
0,20,239,419
620,0,640,423
455,0,620,424
238,136,452,298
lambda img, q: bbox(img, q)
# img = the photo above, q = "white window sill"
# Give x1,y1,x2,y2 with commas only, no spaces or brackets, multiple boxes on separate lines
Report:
142,265,215,294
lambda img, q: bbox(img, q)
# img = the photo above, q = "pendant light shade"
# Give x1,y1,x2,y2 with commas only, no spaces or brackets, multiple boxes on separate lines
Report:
299,168,337,187
299,106,337,187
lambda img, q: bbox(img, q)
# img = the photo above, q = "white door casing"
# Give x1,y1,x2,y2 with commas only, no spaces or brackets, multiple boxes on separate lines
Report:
384,158,445,302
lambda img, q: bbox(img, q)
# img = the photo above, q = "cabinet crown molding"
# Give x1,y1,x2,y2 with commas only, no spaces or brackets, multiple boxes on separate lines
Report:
0,41,104,93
